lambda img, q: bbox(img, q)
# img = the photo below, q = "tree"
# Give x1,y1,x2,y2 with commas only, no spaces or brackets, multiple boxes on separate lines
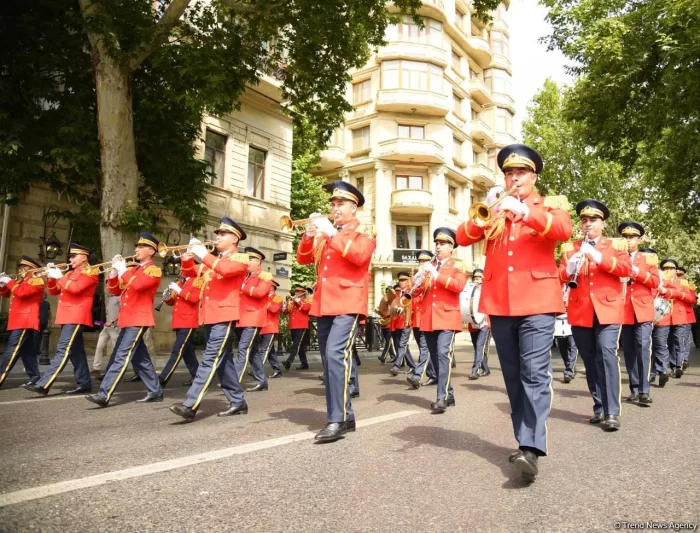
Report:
540,0,700,227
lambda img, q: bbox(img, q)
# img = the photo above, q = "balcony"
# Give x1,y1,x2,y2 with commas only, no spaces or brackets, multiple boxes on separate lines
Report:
318,146,346,171
390,189,434,215
466,36,492,69
377,42,448,67
489,53,512,73
469,163,496,188
492,91,515,113
469,77,492,106
376,89,449,116
470,119,495,144
495,132,517,147
377,138,445,164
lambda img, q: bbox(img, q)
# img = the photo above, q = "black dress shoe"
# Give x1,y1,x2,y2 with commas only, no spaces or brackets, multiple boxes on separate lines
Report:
659,373,669,387
350,391,359,398
64,385,91,395
406,376,421,389
270,371,282,378
218,402,248,417
314,422,347,442
602,415,620,431
296,365,309,370
513,451,538,483
346,420,356,432
508,450,523,463
246,370,253,377
182,378,193,386
682,360,689,370
378,355,386,364
246,383,268,392
649,374,656,384
626,393,639,402
674,367,683,379
97,375,105,382
85,394,109,408
469,372,479,380
446,397,456,407
282,361,291,370
135,392,164,403
317,373,325,382
589,413,603,424
451,360,456,368
638,393,653,404
170,404,196,421
430,399,447,413
563,374,573,384
424,377,438,386
24,384,49,396
158,377,167,387
125,375,141,383
389,367,399,376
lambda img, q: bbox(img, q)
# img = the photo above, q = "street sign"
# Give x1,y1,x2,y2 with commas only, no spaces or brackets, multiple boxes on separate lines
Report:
273,252,287,261
276,267,290,277
393,249,420,263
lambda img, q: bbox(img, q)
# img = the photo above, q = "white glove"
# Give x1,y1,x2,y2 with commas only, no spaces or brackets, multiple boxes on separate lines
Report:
565,252,584,276
423,262,438,277
312,215,337,237
485,186,505,206
190,244,208,260
168,282,182,294
112,256,127,277
499,196,529,219
47,267,63,280
632,266,639,276
189,238,201,246
0,275,10,285
580,242,602,264
294,297,301,303
46,263,55,268
396,307,403,315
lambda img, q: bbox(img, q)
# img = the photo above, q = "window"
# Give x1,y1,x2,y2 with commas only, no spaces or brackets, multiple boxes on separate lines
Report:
386,17,443,46
455,8,465,30
247,147,265,198
491,31,509,58
452,137,463,161
396,175,423,189
330,127,343,147
469,68,479,80
471,108,479,121
453,93,463,116
496,107,513,134
352,126,370,152
356,177,364,199
353,79,371,104
398,125,424,139
487,69,513,94
473,151,480,165
204,130,226,186
452,50,462,75
487,148,498,172
448,186,457,210
396,225,423,249
382,60,443,93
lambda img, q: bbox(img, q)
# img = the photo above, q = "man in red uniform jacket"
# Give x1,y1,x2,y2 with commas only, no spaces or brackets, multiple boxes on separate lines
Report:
467,269,492,380
0,256,45,387
651,259,685,385
297,180,376,442
407,250,438,388
249,280,284,387
617,223,659,405
86,233,164,407
157,274,200,387
676,267,696,370
282,284,312,370
389,273,416,377
25,243,98,396
170,217,249,421
457,144,572,483
559,200,632,431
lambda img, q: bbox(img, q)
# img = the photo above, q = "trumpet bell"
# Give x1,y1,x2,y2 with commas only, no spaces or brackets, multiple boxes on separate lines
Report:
468,202,493,226
157,242,169,258
280,215,294,233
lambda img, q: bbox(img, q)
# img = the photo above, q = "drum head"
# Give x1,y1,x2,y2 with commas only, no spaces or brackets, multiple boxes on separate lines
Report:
470,284,486,327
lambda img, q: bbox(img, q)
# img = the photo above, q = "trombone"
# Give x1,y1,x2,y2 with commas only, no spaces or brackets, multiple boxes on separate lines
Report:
157,241,216,259
92,256,137,275
280,214,334,234
468,186,519,227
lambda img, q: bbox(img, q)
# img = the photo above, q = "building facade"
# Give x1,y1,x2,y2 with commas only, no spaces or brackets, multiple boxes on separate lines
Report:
0,74,293,351
314,0,515,311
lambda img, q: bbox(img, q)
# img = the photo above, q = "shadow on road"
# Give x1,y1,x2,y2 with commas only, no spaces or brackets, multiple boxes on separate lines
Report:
676,382,700,388
265,407,327,431
376,392,432,409
494,401,589,426
552,386,591,399
461,382,505,394
292,387,326,397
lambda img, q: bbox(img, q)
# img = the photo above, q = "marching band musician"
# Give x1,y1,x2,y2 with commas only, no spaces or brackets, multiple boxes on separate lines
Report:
555,287,578,384
157,273,200,388
560,200,632,431
675,267,696,370
617,222,659,405
281,285,312,371
407,250,438,388
650,258,683,386
0,256,45,388
249,280,284,386
297,180,376,442
25,243,98,396
85,233,164,407
456,143,572,483
389,272,416,377
169,217,249,421
376,286,397,364
467,269,491,381
235,247,273,393
416,228,467,414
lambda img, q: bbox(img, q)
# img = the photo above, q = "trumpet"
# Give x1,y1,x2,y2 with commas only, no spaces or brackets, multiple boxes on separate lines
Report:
280,214,334,234
567,231,591,290
92,256,137,275
468,186,519,227
5,264,71,280
157,241,216,259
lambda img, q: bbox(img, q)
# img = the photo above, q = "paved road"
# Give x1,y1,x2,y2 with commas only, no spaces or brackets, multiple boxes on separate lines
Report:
0,343,699,532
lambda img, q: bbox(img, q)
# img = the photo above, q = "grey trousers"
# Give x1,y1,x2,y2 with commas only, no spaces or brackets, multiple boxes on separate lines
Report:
411,328,436,381
234,327,260,383
424,330,457,402
391,328,416,371
470,327,491,374
38,324,91,390
555,335,578,377
651,325,670,377
621,321,652,394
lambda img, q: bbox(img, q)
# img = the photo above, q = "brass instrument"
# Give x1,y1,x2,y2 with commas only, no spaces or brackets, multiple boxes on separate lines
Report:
157,241,216,259
5,263,71,280
389,287,413,328
156,277,183,312
92,256,137,275
377,287,396,326
280,214,334,234
468,186,520,227
567,231,591,289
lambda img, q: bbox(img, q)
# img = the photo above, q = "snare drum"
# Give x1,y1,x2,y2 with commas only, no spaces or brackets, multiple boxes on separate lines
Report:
460,283,487,328
554,313,572,337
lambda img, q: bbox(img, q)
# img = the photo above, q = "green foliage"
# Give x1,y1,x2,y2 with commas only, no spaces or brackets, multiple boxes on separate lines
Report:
540,0,700,226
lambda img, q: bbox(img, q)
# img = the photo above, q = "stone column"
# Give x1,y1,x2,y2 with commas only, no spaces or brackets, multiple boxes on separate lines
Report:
461,181,473,266
428,165,447,238
374,163,394,261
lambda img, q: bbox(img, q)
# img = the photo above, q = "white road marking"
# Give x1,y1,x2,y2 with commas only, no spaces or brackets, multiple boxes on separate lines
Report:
0,390,144,405
0,410,419,507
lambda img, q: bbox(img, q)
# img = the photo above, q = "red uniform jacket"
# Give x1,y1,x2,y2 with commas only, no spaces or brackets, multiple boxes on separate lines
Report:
107,261,161,328
297,217,376,317
0,275,45,331
415,256,468,332
285,297,311,330
622,251,660,325
165,277,200,329
456,193,572,316
655,276,685,327
411,293,424,329
261,295,283,335
559,237,632,327
181,250,248,325
390,289,412,331
676,281,696,325
237,267,273,328
685,284,697,324
48,266,99,327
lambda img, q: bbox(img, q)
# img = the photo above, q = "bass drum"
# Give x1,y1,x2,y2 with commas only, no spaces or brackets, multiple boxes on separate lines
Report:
460,283,487,328
554,313,571,337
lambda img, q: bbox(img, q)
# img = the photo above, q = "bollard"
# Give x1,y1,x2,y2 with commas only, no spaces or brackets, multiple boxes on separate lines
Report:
38,327,51,365
366,316,375,351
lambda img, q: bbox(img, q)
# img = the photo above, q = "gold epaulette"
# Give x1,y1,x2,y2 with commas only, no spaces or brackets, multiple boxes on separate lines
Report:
192,277,204,289
258,271,273,281
451,257,467,273
83,265,100,277
643,253,659,266
272,295,283,304
305,297,313,305
28,277,45,286
690,284,696,291
611,238,627,251
544,195,569,210
230,253,249,264
680,279,689,288
144,265,162,278
561,242,574,254
362,224,378,239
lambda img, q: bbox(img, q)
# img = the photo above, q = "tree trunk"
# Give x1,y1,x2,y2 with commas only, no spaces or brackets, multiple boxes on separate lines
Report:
94,52,139,261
